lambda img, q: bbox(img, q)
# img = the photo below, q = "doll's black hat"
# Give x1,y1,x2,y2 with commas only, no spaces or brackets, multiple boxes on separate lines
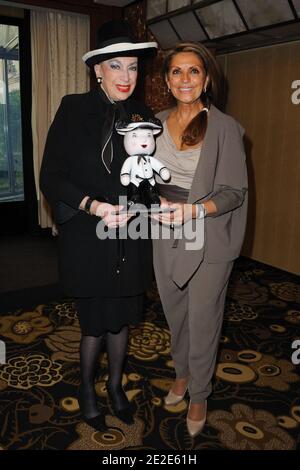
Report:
116,114,162,136
82,20,157,68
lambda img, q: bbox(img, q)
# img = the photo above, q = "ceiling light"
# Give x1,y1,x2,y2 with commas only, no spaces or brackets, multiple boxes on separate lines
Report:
235,0,294,29
170,11,207,41
195,0,246,38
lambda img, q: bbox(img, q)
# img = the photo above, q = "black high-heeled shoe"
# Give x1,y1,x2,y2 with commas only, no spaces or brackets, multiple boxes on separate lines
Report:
83,413,107,432
78,387,107,432
107,387,134,425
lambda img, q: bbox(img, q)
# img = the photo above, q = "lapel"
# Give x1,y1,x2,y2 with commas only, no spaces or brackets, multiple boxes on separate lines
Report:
83,89,106,148
188,105,220,203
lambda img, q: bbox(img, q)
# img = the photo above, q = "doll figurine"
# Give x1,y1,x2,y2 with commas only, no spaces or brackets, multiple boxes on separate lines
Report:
116,115,170,208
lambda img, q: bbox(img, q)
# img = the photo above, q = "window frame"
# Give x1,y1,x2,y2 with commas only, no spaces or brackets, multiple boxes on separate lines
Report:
0,12,36,234
0,19,23,201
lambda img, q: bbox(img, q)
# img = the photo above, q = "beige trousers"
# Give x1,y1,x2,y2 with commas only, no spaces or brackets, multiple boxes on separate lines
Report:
153,237,233,402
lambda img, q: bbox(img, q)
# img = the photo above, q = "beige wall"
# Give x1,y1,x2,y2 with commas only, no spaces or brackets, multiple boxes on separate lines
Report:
218,42,300,275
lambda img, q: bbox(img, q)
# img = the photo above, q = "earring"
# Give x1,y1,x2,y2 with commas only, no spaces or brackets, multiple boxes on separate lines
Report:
203,85,207,93
97,76,102,84
167,87,171,93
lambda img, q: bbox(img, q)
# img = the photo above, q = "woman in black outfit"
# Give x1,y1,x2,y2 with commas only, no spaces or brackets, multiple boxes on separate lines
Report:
40,20,157,431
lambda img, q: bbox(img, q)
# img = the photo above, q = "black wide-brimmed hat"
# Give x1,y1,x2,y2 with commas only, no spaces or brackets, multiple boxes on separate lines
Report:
116,114,162,136
82,20,157,68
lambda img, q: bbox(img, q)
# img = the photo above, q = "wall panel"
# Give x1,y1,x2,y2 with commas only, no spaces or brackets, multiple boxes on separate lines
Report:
220,42,300,274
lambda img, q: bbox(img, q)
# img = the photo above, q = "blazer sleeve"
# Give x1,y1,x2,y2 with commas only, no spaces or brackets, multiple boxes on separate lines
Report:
39,96,87,215
209,119,248,217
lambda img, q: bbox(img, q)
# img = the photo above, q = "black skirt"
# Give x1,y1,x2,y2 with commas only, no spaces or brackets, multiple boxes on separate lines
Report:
75,295,144,336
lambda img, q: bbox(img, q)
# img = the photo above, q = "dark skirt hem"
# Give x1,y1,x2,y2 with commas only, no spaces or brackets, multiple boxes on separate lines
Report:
75,295,144,336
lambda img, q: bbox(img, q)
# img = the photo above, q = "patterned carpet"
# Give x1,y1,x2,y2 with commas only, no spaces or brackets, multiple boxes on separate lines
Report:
0,256,300,451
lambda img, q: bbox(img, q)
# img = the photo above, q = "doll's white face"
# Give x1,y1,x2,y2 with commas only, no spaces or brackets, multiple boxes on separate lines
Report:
123,128,156,156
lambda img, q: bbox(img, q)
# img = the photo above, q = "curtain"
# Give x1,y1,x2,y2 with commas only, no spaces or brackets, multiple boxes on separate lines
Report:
31,10,90,228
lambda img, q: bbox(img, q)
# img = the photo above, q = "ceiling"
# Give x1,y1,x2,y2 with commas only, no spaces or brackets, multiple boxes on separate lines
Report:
147,0,300,54
93,0,135,6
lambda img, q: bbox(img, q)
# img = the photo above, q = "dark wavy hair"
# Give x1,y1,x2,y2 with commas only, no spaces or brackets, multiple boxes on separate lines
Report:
163,42,223,148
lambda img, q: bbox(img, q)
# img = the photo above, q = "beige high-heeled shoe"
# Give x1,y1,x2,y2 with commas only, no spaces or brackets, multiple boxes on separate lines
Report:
186,400,207,438
164,388,187,406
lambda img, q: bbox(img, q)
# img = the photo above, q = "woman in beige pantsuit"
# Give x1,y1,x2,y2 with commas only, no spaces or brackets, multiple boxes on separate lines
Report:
151,42,248,437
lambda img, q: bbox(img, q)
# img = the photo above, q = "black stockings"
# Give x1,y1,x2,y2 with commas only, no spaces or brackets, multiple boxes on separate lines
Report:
106,325,130,411
79,325,129,419
79,334,104,418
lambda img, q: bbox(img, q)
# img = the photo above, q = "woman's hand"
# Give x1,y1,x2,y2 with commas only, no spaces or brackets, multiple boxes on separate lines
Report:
152,202,196,227
91,201,132,228
149,196,172,223
172,203,193,225
159,196,171,209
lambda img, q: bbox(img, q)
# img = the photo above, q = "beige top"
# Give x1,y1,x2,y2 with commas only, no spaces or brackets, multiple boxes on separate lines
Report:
154,121,201,190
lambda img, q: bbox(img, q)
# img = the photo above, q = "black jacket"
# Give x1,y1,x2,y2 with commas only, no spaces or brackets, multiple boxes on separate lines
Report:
40,89,153,297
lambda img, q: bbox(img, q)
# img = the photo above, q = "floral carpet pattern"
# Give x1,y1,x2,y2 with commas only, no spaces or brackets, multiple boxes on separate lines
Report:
0,257,300,450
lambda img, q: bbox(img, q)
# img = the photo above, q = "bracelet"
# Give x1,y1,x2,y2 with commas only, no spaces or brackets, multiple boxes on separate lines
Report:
84,197,94,215
196,203,207,219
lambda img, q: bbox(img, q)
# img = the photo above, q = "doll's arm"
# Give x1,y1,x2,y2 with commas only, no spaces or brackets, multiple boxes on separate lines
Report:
149,157,171,181
120,158,133,186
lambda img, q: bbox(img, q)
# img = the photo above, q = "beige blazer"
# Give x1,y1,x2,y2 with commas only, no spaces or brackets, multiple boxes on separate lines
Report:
156,105,248,288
